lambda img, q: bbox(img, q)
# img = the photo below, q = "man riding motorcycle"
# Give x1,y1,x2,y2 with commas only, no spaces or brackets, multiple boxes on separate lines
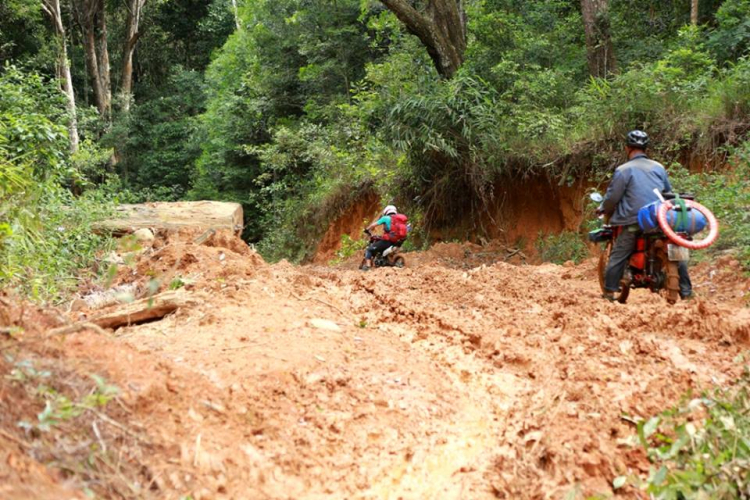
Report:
601,130,693,301
361,205,407,271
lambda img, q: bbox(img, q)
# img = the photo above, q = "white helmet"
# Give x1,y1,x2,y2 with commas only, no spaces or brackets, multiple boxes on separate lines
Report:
382,205,397,216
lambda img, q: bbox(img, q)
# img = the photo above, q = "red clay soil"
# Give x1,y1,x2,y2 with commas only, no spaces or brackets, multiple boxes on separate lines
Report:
1,230,749,499
312,192,382,264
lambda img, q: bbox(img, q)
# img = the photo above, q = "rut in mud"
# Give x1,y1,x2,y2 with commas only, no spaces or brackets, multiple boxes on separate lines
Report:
2,230,749,499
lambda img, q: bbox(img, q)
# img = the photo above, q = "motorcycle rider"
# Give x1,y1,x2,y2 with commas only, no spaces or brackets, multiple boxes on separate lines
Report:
361,205,405,271
601,130,693,301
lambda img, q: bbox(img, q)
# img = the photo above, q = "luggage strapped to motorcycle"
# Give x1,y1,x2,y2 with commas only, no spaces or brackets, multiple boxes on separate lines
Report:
672,194,688,233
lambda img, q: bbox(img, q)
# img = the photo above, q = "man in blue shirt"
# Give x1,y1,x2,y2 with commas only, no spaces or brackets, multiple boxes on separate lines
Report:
601,130,693,301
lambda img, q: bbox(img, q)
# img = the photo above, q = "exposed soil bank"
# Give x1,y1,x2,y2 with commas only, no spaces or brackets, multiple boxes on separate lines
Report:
311,175,591,263
312,191,381,264
430,176,590,250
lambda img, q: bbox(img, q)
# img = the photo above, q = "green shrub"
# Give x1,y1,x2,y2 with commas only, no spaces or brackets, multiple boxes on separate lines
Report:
616,365,750,498
330,233,366,265
534,231,589,265
0,67,115,302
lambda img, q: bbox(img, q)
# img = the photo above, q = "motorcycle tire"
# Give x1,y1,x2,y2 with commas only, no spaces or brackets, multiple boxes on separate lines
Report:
598,241,630,304
664,261,680,305
393,256,405,268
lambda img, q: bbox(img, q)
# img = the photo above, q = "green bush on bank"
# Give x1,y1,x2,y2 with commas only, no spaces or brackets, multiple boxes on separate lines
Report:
534,231,589,265
0,66,115,302
616,365,750,498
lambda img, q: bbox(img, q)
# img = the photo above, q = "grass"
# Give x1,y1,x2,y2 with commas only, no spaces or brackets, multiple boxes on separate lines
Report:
615,364,750,498
534,231,589,265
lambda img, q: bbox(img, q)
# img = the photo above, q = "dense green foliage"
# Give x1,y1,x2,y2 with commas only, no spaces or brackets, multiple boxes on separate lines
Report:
0,68,114,301
186,0,750,261
2,0,750,269
617,365,750,498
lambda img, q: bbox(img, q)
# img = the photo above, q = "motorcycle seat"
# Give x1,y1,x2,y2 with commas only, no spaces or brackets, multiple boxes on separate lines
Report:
662,192,695,201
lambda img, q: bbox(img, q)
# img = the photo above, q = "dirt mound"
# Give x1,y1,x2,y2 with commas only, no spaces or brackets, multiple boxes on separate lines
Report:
0,298,162,499
107,228,265,296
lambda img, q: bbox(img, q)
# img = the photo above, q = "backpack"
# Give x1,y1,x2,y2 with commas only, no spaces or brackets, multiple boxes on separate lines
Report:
383,213,408,242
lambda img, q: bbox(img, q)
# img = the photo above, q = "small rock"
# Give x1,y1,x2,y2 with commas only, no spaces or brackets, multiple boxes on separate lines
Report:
309,319,341,332
133,228,155,246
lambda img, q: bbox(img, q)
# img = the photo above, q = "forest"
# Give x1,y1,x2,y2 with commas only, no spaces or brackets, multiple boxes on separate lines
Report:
1,0,750,297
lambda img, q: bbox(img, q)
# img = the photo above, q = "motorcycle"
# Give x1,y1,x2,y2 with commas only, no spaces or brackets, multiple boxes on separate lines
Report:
588,191,718,304
360,229,406,269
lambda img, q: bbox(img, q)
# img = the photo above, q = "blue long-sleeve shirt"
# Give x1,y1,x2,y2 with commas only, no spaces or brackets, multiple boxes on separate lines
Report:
602,153,673,226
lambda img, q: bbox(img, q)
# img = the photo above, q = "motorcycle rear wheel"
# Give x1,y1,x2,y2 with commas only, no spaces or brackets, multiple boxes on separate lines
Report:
598,241,630,304
664,261,680,305
393,256,405,268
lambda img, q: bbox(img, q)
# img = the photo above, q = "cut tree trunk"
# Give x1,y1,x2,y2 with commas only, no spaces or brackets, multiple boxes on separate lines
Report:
581,0,617,78
380,0,466,79
90,290,201,329
94,201,244,234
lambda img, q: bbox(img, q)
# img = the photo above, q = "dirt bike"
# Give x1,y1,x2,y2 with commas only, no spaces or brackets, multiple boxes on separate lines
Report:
589,191,718,304
360,229,406,269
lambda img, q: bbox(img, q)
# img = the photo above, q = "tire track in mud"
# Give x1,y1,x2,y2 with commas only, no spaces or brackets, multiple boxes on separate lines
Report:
332,271,528,499
326,262,747,498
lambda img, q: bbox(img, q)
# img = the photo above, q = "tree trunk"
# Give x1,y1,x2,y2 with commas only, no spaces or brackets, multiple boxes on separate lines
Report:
42,0,79,153
580,0,617,78
73,0,110,118
230,0,240,30
380,0,466,79
691,0,699,25
96,0,111,119
120,0,146,113
83,26,106,114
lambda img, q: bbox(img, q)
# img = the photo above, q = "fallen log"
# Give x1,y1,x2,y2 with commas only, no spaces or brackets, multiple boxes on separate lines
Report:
94,201,243,234
89,290,200,330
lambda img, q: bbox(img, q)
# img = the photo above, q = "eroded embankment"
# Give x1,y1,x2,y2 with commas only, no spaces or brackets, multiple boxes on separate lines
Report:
311,175,593,264
1,230,749,499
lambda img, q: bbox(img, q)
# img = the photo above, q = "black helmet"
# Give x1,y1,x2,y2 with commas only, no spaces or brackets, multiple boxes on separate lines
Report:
626,130,649,149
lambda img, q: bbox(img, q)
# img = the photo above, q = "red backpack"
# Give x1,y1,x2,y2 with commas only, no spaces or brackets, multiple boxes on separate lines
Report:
383,213,408,242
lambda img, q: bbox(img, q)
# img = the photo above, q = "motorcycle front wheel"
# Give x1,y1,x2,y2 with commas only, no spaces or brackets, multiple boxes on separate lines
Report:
598,241,630,304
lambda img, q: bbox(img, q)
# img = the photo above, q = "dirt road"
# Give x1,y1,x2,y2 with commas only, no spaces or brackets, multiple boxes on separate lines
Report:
2,231,749,499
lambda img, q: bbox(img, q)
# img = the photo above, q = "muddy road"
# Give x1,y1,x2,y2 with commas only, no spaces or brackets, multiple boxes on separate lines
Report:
2,231,750,499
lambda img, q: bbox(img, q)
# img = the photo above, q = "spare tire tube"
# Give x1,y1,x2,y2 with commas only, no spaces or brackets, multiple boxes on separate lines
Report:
656,199,719,250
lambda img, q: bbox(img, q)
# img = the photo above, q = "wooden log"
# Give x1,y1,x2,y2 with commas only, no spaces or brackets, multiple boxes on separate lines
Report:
94,201,243,234
90,290,200,329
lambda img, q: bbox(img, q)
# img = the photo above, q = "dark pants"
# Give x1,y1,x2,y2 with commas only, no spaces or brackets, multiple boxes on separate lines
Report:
604,228,692,298
366,239,393,260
